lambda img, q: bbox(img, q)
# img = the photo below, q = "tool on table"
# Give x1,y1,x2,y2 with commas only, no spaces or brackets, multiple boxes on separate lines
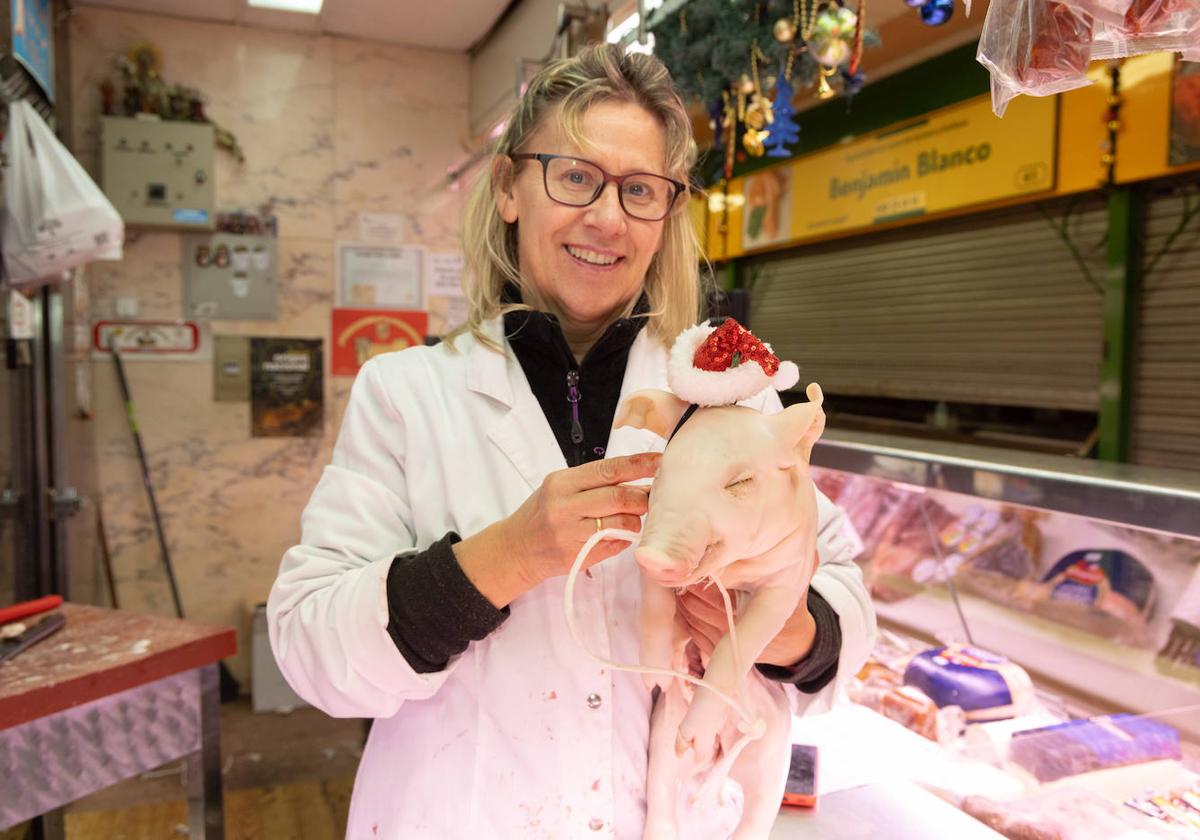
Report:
0,612,67,663
0,594,63,626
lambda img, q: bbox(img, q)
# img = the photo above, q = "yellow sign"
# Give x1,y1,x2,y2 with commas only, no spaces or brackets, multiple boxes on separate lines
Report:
786,94,1057,243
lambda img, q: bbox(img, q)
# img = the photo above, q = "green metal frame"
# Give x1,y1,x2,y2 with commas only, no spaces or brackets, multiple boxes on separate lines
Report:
1098,188,1142,462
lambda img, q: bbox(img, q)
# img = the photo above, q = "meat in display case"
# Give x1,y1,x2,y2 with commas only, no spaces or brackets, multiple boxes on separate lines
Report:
805,430,1200,839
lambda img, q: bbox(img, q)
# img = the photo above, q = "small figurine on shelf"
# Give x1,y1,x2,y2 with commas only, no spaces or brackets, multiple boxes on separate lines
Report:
101,41,246,163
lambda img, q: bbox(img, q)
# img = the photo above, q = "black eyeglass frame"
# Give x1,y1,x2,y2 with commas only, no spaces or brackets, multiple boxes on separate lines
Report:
509,152,687,222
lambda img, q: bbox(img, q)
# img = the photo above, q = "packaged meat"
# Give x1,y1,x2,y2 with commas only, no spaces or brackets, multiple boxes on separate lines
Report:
1008,714,1181,782
963,787,1174,840
880,684,941,741
903,643,1035,722
1030,548,1156,642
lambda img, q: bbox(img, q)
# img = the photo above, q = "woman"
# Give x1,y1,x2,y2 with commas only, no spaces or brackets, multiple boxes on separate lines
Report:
268,44,874,838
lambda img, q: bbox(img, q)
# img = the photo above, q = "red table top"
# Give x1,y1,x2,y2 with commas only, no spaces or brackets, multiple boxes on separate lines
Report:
0,602,236,729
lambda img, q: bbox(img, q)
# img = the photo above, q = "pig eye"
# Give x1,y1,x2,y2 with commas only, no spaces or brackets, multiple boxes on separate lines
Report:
725,476,754,495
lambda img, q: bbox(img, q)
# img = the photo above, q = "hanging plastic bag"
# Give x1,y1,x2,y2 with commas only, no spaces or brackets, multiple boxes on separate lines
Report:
2,100,123,288
1055,0,1132,25
977,0,1096,117
1091,0,1200,58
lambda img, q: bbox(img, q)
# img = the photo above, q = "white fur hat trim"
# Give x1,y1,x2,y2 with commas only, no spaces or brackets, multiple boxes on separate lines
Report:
667,322,800,406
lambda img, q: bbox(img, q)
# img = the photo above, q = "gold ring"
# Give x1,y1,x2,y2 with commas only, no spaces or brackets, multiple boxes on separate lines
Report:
595,518,603,533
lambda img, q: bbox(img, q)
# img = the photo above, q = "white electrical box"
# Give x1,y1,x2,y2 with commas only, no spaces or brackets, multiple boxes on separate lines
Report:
100,116,216,230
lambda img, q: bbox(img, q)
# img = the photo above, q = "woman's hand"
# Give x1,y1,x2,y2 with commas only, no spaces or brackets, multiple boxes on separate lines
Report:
677,584,817,668
455,453,661,608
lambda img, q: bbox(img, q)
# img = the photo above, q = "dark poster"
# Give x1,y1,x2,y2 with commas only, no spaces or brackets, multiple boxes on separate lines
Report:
250,337,323,437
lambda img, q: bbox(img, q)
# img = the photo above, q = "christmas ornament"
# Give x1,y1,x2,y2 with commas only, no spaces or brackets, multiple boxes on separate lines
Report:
920,0,954,25
764,71,801,157
743,127,770,157
669,319,799,406
816,66,839,99
741,43,774,156
810,5,858,67
774,17,797,42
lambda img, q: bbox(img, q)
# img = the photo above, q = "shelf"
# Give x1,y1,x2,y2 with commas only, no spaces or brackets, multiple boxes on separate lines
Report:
813,430,1200,540
874,587,1200,740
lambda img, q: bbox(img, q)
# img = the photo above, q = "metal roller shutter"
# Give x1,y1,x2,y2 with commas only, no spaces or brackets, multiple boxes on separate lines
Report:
747,198,1108,411
1131,191,1200,471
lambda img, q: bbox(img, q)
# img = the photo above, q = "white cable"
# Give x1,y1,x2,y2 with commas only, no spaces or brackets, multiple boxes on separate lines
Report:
562,527,758,728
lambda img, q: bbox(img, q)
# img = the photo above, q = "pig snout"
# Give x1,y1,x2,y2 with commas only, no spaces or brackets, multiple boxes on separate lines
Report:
635,512,716,587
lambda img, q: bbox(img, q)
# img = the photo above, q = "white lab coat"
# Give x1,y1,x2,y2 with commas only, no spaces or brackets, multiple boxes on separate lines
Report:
268,317,876,839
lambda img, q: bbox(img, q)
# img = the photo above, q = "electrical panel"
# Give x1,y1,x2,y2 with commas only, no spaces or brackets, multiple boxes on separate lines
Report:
100,116,216,230
182,232,278,320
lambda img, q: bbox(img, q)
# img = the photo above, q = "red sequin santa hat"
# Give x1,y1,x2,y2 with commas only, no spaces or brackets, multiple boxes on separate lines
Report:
668,318,799,406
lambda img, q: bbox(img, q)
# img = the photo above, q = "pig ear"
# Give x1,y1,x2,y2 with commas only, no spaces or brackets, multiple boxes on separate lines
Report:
614,389,690,441
772,383,826,466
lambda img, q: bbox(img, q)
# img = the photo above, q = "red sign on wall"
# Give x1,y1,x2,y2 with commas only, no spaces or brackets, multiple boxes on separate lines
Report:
331,308,427,376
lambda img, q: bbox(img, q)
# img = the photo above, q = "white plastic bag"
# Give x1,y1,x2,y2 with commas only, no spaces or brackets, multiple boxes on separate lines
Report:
2,100,123,287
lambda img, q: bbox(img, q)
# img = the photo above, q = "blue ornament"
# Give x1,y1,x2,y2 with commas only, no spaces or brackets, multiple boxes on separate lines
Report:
921,0,954,25
841,69,865,97
905,0,928,7
764,71,800,158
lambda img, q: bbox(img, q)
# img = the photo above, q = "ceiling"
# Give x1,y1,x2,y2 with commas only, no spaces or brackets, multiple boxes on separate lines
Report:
72,0,516,52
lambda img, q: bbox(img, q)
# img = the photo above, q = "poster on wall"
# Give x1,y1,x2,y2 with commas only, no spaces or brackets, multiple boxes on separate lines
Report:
250,337,323,437
12,0,54,103
426,251,467,336
336,243,424,309
331,309,427,376
1170,59,1200,167
742,168,793,250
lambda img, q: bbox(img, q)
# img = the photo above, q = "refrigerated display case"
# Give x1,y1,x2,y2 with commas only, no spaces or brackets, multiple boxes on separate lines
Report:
797,430,1200,839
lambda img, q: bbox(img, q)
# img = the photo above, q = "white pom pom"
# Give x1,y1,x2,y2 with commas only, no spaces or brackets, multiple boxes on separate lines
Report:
772,360,799,392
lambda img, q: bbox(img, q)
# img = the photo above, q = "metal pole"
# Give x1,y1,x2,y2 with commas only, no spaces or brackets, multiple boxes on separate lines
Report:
111,348,186,619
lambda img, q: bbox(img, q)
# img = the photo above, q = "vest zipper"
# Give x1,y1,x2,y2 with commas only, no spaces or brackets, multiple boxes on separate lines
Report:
566,370,584,464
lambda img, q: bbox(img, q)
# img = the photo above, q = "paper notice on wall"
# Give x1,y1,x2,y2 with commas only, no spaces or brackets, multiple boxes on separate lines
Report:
425,251,466,336
336,243,424,309
357,212,408,243
427,295,469,337
426,252,465,298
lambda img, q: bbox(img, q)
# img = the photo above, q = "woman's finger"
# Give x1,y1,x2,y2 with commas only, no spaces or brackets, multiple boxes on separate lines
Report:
573,483,651,518
565,453,660,492
679,590,729,626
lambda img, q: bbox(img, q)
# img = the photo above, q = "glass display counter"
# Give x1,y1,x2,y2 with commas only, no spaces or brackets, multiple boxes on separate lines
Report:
800,431,1200,839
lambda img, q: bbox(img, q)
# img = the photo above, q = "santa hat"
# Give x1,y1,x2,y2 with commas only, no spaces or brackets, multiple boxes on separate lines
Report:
668,318,799,406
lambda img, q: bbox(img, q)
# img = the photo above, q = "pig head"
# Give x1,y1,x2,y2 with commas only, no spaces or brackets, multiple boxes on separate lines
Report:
614,383,826,840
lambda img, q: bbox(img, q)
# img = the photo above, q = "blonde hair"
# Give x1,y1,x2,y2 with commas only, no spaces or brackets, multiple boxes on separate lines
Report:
454,44,706,351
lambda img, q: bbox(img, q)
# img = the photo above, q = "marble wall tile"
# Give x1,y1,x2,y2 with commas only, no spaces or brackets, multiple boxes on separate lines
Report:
331,38,470,250
70,6,469,685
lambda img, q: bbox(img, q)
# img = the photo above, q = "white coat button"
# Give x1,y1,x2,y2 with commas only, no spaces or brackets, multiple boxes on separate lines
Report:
586,693,602,709
589,817,604,831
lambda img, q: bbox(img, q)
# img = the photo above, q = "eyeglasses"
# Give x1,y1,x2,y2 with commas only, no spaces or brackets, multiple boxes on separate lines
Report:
509,153,686,222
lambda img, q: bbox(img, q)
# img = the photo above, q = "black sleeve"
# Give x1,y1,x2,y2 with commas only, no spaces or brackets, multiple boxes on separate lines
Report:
755,588,842,694
385,531,510,673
